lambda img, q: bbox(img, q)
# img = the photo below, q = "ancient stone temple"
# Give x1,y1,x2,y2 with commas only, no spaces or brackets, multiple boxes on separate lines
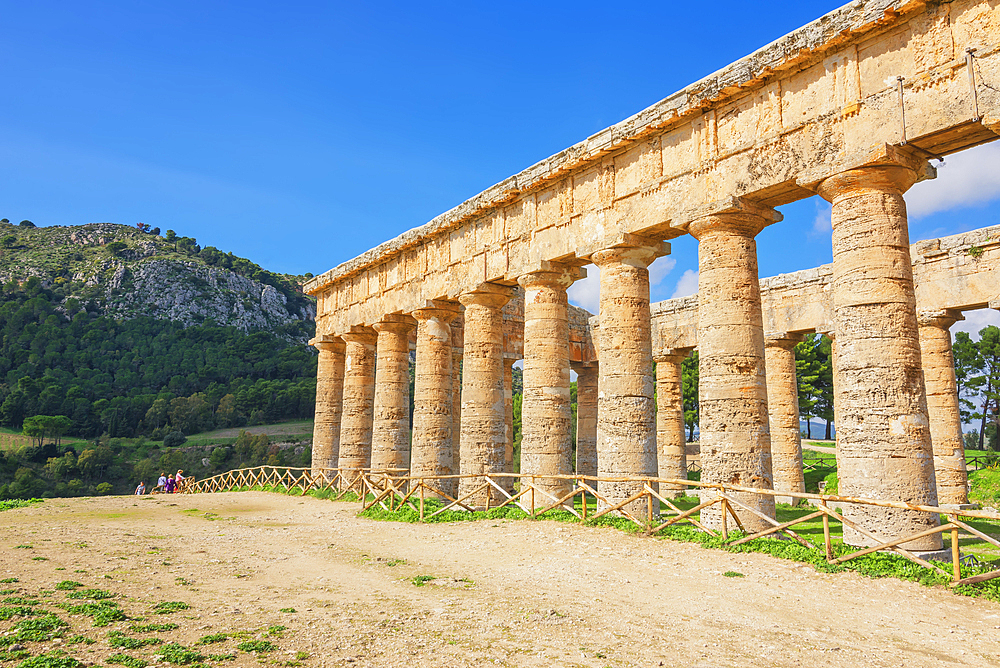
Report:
307,0,1000,547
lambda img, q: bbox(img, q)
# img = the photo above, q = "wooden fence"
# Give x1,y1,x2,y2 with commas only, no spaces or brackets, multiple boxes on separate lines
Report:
186,465,1000,588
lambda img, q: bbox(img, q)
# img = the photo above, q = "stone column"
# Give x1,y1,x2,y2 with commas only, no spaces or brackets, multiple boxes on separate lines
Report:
591,241,666,517
817,158,941,550
451,317,464,488
518,266,583,504
572,363,598,479
504,357,516,491
764,333,806,500
458,283,514,506
370,315,416,478
917,309,969,506
338,326,378,487
689,204,778,532
310,335,346,481
654,349,690,498
411,302,462,499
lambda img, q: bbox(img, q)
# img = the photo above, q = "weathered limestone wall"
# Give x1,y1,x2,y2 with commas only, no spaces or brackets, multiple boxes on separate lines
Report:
308,0,1000,338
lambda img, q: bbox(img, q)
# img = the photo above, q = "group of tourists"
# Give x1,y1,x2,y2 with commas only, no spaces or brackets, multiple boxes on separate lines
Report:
134,470,187,495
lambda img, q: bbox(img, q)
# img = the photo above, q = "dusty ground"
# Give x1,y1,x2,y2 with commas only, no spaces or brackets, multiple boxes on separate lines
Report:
2,492,999,668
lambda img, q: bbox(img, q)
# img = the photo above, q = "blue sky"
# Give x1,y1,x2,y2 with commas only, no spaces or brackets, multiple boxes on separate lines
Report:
2,0,999,334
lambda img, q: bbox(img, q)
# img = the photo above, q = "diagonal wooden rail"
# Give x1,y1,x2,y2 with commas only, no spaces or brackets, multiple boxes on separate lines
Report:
186,466,1000,587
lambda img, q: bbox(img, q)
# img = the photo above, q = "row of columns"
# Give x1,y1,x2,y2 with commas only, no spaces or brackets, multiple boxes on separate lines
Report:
313,156,971,549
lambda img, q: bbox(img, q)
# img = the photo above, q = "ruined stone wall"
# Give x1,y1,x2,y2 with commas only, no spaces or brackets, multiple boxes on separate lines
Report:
308,0,1000,335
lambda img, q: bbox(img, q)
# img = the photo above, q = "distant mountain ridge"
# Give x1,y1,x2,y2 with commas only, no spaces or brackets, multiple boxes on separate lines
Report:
0,221,315,337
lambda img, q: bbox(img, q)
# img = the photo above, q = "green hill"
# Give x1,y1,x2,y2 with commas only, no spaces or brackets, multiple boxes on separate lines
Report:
0,220,318,499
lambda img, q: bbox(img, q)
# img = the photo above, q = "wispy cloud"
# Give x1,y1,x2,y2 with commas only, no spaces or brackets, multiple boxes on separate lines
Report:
952,308,1000,340
567,255,678,314
670,269,698,298
811,200,832,236
907,142,1000,218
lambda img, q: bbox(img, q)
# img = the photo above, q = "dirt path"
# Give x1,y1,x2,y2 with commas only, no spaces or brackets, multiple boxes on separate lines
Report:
2,493,999,667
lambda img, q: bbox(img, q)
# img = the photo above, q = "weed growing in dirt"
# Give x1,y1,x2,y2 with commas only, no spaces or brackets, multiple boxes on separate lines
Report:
152,601,190,615
723,571,745,578
131,622,178,633
0,648,31,662
264,625,285,638
0,499,42,512
278,608,296,613
15,545,33,549
174,577,192,586
159,642,207,664
3,597,41,606
14,614,69,641
14,651,81,668
107,653,146,668
236,640,275,653
207,654,236,662
54,582,84,591
107,631,164,649
411,575,435,587
0,589,16,596
31,557,48,561
65,589,113,600
65,635,96,645
59,600,127,626
195,633,228,645
0,606,38,621
0,578,19,584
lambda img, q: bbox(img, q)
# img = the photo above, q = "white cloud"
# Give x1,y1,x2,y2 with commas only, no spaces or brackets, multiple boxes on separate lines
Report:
671,269,699,298
907,141,1000,218
567,256,678,315
952,308,1000,339
648,256,677,288
811,200,832,236
567,266,600,314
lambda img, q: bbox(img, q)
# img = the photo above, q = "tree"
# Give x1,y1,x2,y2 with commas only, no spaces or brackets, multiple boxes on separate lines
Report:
150,227,161,236
163,431,187,448
0,219,8,223
953,331,984,426
22,415,72,446
106,241,128,257
164,230,177,242
18,220,35,228
793,334,833,439
682,352,699,441
1,235,16,248
972,326,1000,450
95,482,113,495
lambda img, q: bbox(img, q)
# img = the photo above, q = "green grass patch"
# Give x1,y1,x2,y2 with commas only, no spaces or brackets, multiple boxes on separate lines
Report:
195,633,228,645
13,614,69,641
15,652,81,668
969,468,1000,506
65,588,113,600
723,571,744,578
1,499,41,512
208,653,236,662
0,578,19,584
4,597,41,606
54,581,84,591
65,635,96,645
130,622,178,633
0,606,38,621
159,642,207,665
0,589,16,596
0,649,31,662
60,600,127,626
152,601,190,614
107,653,146,668
107,631,163,649
236,640,275,653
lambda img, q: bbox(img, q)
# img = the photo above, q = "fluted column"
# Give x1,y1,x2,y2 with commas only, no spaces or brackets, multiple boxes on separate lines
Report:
689,204,778,531
310,336,346,481
764,333,805,499
518,266,583,504
411,302,462,499
451,317,464,488
591,241,667,517
504,357,516,490
458,283,515,505
338,326,378,487
817,157,941,549
654,349,690,498
370,315,416,477
918,309,969,506
572,363,598,479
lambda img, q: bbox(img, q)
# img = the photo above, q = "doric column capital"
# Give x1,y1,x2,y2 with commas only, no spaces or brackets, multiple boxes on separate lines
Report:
372,313,416,335
687,198,781,240
458,282,515,310
309,334,345,353
517,262,587,290
340,325,378,346
917,308,964,330
411,300,462,325
590,234,669,270
764,332,804,350
652,347,694,364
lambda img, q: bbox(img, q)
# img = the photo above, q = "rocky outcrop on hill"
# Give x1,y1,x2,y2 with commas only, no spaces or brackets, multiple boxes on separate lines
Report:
0,221,315,336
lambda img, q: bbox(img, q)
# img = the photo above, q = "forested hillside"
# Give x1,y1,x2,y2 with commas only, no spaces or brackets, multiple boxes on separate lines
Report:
0,220,319,499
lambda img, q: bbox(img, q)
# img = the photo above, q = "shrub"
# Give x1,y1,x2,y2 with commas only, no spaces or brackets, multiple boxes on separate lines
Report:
163,431,187,448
